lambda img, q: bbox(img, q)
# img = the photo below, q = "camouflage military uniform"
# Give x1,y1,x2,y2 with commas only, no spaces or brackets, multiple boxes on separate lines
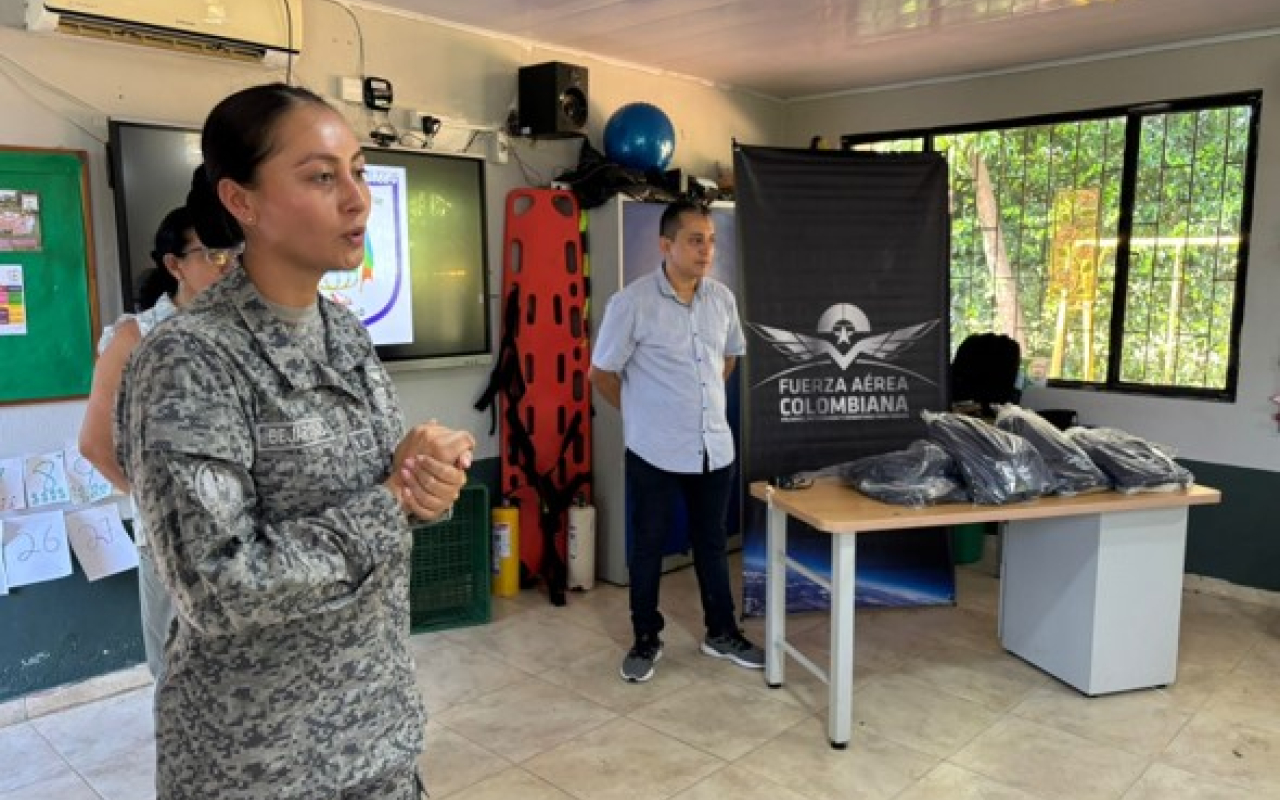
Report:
98,293,180,682
117,267,425,800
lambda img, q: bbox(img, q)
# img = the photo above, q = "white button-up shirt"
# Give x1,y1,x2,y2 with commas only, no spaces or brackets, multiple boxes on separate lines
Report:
592,266,746,474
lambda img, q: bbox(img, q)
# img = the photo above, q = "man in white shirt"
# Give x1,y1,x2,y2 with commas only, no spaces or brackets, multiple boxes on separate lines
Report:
590,199,763,683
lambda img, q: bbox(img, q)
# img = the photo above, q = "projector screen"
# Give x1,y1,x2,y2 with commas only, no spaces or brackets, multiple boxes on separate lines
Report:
108,120,492,369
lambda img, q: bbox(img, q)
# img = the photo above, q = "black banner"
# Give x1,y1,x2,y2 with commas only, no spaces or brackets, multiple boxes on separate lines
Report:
735,146,954,614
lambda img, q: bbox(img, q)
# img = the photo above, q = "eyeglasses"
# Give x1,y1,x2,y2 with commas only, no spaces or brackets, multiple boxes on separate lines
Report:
180,244,242,269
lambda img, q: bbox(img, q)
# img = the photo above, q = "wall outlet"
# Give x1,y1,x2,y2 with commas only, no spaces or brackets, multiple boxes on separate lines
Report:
338,76,363,104
492,131,510,164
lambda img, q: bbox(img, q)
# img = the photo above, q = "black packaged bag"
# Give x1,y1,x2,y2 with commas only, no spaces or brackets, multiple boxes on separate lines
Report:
994,405,1109,496
1067,427,1194,494
797,440,970,507
924,410,1053,505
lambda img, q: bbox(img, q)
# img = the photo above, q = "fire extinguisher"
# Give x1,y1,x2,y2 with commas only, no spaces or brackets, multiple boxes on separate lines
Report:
567,494,596,591
491,498,520,597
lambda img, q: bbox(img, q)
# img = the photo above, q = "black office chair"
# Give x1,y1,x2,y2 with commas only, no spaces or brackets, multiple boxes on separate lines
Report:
950,333,1022,416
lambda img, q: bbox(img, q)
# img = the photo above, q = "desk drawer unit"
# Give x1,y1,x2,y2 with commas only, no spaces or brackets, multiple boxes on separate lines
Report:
999,507,1187,695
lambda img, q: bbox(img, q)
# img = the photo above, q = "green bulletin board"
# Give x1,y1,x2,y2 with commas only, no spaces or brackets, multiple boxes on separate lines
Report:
0,147,98,404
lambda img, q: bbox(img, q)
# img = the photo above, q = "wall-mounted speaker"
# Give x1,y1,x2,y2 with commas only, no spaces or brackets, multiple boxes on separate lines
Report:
518,61,588,137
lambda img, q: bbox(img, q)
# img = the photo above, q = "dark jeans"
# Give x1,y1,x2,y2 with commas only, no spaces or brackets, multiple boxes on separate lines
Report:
626,449,737,640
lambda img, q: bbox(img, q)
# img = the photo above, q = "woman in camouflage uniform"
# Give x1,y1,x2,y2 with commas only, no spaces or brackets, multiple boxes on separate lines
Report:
117,83,472,800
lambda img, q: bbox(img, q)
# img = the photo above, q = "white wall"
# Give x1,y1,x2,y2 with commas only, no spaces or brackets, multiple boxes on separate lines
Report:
783,34,1280,473
0,0,781,464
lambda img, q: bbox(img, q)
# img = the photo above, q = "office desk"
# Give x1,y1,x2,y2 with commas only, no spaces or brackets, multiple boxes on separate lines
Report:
749,480,1221,748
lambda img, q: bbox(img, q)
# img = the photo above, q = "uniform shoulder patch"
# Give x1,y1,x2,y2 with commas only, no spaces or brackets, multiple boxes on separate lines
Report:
194,463,245,520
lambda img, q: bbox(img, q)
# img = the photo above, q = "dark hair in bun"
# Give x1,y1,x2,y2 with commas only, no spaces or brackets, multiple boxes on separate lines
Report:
134,206,191,309
185,164,240,250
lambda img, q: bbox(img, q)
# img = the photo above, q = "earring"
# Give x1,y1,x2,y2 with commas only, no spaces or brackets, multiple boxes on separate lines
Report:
245,215,256,226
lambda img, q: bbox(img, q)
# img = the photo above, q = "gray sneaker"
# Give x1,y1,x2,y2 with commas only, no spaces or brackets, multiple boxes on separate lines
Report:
701,630,765,669
620,635,663,683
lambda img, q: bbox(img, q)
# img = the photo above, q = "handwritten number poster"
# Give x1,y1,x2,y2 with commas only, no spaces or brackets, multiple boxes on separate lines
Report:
64,446,113,505
24,451,70,508
2,510,73,587
65,505,137,580
0,457,25,513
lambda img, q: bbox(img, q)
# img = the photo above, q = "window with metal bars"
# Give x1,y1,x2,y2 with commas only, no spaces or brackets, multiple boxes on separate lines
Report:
843,92,1259,400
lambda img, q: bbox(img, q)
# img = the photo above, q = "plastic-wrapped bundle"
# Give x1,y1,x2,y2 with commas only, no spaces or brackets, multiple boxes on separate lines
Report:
923,410,1053,505
1066,427,1194,493
797,440,970,507
994,405,1110,496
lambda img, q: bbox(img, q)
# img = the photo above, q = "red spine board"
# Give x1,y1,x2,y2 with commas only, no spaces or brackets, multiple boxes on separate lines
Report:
500,188,592,581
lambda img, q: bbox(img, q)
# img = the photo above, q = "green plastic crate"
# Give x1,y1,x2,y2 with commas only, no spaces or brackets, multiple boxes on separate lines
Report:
409,484,491,633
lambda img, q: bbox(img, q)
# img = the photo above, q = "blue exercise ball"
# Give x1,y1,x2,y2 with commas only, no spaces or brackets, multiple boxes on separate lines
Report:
604,102,676,172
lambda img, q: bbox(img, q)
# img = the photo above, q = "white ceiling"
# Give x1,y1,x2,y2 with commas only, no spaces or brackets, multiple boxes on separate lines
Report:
364,0,1280,98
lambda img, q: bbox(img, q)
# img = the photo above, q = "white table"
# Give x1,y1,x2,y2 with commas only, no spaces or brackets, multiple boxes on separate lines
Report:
750,480,1222,748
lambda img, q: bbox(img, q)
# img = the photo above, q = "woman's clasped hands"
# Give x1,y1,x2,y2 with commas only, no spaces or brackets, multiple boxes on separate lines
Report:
387,421,475,521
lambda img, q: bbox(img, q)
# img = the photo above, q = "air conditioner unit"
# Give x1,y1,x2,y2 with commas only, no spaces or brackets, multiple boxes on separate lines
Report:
26,0,302,67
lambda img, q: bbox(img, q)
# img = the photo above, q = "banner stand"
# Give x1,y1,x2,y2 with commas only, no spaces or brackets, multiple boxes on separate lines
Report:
734,146,956,615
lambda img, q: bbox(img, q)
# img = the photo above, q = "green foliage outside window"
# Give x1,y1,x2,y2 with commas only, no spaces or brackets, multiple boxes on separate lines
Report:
843,94,1258,399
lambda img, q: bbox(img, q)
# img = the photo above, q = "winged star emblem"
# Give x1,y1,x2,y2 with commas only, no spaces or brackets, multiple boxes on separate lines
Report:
748,303,939,384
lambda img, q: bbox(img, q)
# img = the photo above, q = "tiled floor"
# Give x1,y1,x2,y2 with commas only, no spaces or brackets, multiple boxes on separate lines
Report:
4,558,1280,800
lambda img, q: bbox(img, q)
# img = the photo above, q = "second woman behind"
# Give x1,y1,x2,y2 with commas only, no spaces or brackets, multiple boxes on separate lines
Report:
79,205,236,682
